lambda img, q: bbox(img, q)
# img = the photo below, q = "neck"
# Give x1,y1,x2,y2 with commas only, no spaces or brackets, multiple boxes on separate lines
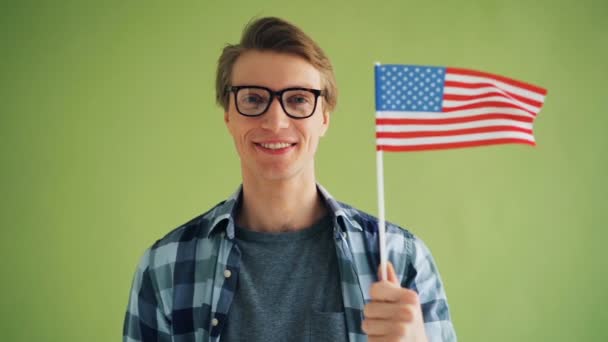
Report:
237,174,327,233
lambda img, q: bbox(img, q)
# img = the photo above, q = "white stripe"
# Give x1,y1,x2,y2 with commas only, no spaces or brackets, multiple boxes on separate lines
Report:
444,86,519,97
443,96,540,114
446,73,546,103
443,87,542,113
376,108,535,120
376,131,535,146
376,119,533,132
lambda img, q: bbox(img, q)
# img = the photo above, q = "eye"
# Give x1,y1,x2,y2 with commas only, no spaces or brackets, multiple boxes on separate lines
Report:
286,94,312,105
242,94,264,104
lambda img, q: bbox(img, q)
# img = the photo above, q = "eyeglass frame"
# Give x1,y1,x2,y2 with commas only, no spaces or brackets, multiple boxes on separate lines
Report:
227,85,325,119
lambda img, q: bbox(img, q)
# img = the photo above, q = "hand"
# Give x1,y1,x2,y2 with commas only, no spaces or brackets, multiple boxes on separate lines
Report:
362,262,428,342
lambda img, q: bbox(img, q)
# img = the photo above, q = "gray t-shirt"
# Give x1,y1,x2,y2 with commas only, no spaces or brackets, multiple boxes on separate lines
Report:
221,215,347,342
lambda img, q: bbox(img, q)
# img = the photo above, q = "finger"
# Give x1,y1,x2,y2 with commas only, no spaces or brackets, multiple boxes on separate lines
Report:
377,262,399,285
386,262,398,284
369,281,419,303
364,301,417,322
362,318,409,337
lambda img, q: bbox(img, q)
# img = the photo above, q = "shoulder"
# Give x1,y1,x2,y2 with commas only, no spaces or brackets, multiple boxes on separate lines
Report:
334,200,440,284
335,200,416,242
139,200,229,270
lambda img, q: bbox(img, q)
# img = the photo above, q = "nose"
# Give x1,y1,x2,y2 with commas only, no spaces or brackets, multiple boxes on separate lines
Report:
260,96,290,132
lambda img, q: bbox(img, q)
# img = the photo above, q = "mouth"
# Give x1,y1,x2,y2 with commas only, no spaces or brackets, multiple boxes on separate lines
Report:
254,141,297,153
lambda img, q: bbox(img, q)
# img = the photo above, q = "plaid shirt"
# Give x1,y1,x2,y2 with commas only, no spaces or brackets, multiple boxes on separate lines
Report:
123,185,456,342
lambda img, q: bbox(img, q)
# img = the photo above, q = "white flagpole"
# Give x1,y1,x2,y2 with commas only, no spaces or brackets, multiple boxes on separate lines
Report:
374,61,388,281
376,149,388,281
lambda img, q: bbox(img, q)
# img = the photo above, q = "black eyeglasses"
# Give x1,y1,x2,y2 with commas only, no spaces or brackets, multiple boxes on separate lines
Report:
227,85,324,119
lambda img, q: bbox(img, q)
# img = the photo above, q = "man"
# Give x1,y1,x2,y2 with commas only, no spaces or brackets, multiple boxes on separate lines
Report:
124,17,456,342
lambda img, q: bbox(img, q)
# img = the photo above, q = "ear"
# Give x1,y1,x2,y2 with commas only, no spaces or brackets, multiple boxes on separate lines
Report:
224,110,236,137
319,110,330,137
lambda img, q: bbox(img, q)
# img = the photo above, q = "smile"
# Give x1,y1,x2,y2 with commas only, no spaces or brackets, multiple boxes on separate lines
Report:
258,142,295,150
254,141,297,154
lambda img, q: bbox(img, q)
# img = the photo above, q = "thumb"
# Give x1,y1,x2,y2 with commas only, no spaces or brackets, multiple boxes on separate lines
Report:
378,262,399,285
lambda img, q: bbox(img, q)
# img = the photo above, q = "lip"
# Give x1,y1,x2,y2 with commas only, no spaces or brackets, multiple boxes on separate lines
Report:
253,141,297,155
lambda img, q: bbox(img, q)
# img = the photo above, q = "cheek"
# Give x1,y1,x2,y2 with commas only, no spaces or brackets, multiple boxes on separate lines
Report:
302,124,324,150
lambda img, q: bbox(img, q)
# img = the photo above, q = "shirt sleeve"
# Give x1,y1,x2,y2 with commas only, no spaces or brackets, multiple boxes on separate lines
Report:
123,248,172,342
403,236,457,342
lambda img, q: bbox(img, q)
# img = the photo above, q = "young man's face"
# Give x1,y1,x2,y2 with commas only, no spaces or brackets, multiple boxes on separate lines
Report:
225,50,330,183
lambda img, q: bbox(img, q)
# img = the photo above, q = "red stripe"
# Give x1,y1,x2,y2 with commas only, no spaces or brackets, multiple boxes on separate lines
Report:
376,126,533,138
446,67,547,95
377,138,536,152
442,101,537,116
442,91,543,108
376,113,534,125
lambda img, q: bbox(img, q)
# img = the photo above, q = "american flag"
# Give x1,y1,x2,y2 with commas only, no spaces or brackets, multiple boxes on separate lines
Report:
374,64,547,151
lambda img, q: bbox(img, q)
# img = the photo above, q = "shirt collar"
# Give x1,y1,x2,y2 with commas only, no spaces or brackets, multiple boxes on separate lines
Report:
206,184,362,239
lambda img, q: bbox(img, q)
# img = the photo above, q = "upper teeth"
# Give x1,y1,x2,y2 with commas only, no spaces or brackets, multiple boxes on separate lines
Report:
260,142,292,150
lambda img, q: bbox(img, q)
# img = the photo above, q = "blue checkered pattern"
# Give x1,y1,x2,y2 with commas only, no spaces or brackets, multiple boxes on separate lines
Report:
123,185,457,341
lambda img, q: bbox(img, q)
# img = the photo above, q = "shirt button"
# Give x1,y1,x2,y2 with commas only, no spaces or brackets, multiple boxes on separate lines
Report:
223,269,232,278
211,318,219,327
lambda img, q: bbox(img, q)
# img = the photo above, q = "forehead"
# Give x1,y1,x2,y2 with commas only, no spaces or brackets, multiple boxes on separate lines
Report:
231,50,322,90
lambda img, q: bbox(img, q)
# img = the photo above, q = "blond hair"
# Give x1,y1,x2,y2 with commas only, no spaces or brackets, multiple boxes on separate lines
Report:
215,17,337,113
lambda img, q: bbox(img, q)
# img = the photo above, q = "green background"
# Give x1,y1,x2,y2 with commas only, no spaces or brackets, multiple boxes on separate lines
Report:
1,0,607,341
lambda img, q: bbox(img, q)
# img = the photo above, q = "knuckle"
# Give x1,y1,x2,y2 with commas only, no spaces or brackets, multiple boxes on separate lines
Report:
398,304,414,321
401,289,420,303
394,322,408,336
